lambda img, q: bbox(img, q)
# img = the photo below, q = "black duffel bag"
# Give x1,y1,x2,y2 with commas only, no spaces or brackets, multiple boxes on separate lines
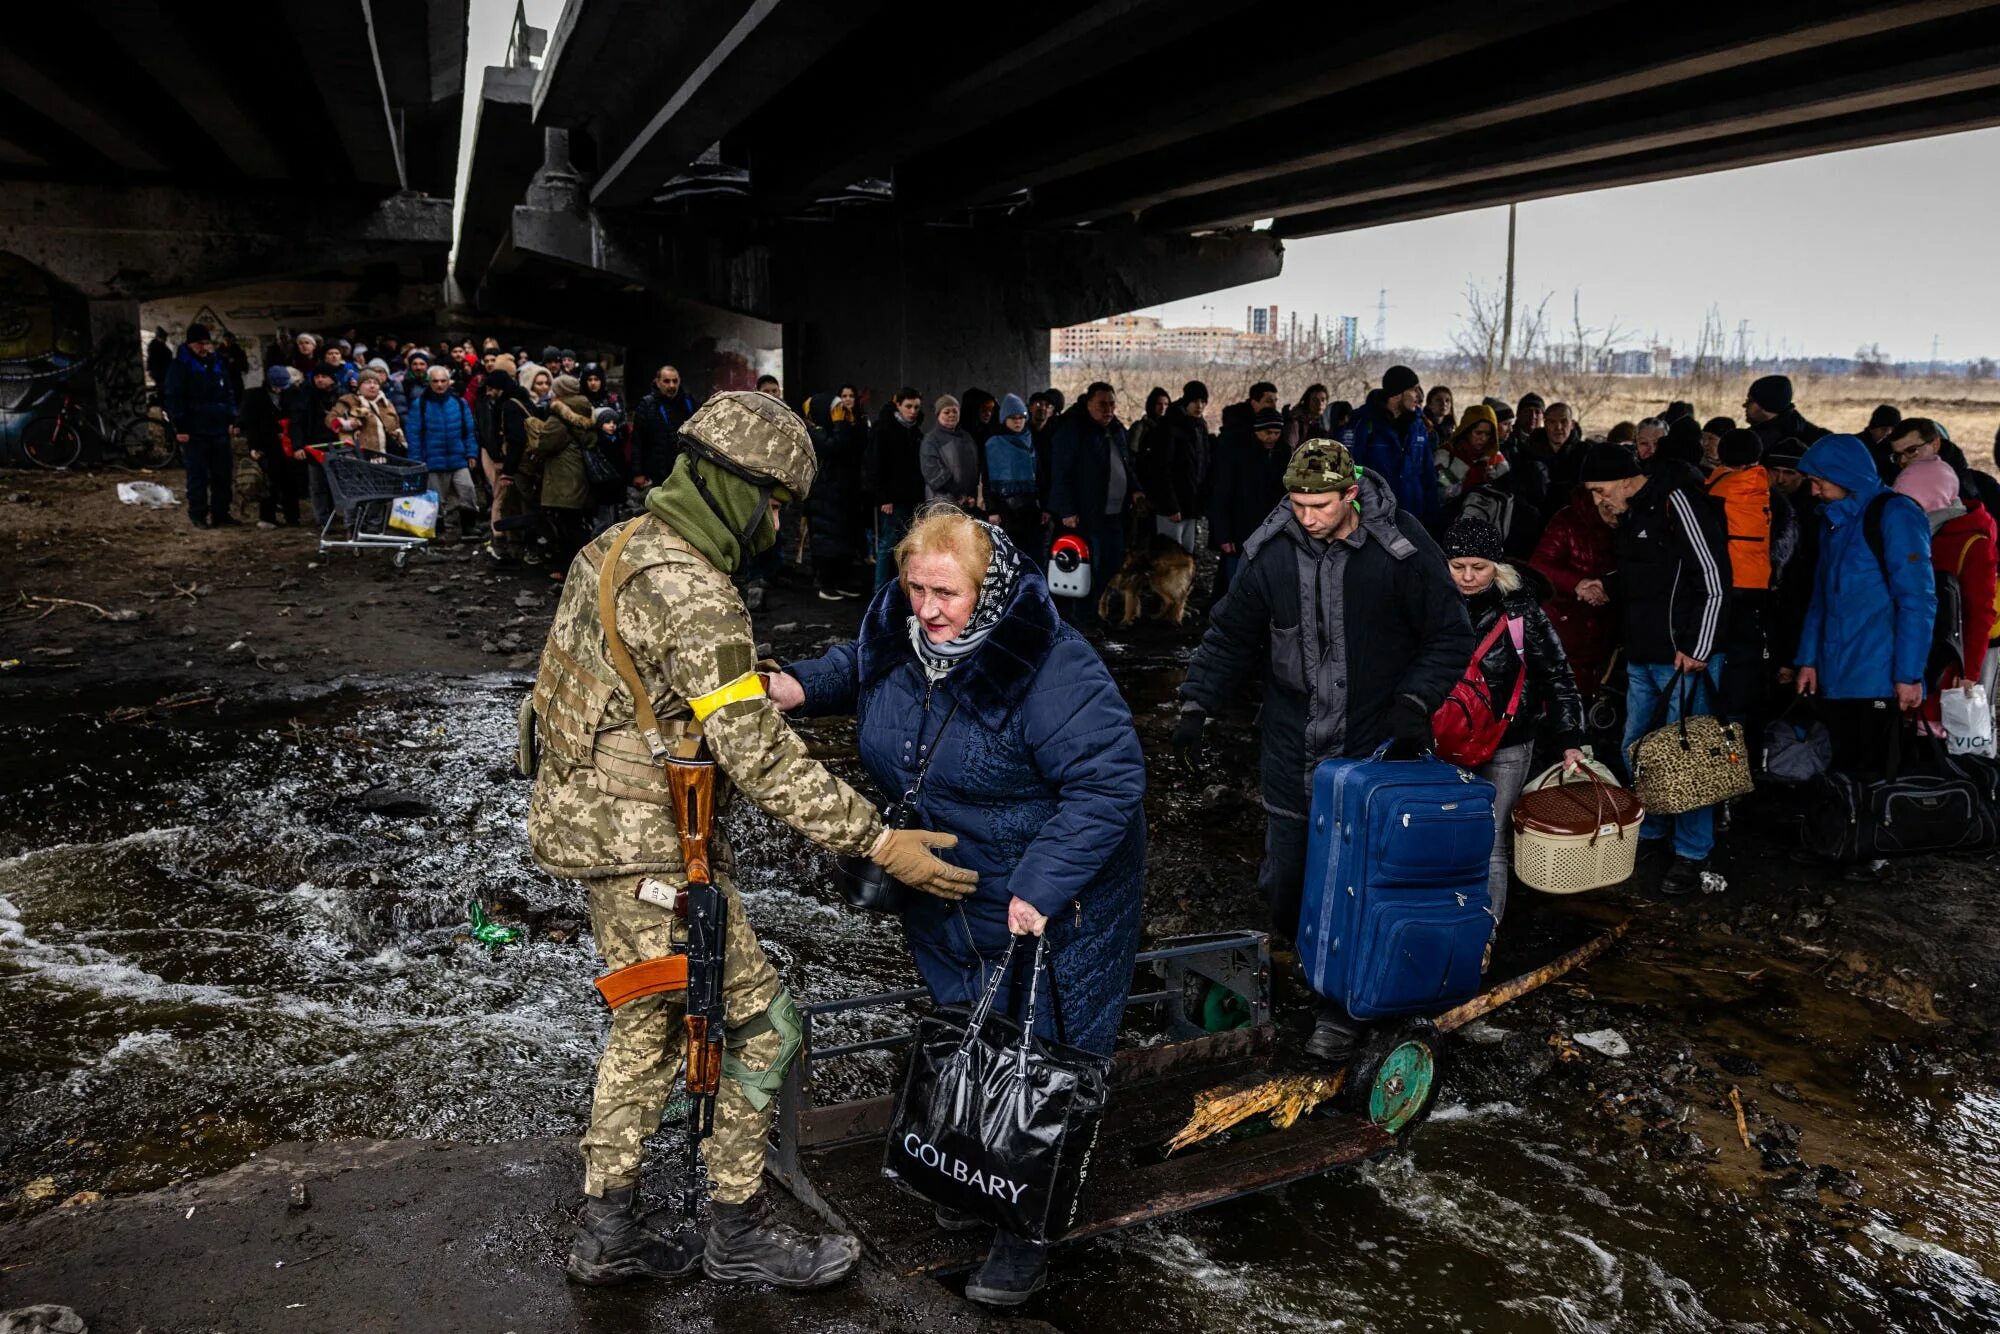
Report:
882,935,1111,1243
1802,727,1999,862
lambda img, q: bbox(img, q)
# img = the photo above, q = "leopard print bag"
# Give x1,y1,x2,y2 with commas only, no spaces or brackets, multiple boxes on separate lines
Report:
1626,672,1755,816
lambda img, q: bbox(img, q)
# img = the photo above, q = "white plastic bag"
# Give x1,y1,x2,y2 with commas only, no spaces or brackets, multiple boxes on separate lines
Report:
388,489,439,540
116,481,176,508
1942,681,1996,758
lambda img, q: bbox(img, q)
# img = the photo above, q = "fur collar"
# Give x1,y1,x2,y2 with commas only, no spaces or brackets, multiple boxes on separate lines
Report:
856,573,1063,729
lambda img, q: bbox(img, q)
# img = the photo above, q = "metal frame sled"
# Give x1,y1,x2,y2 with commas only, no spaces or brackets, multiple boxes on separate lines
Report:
767,931,1399,1277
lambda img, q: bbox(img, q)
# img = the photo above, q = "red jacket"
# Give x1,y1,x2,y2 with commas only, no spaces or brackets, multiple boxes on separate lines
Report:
1933,501,1998,682
1529,488,1618,697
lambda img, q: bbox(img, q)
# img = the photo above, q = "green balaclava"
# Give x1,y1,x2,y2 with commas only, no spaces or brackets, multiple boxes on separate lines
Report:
645,450,776,574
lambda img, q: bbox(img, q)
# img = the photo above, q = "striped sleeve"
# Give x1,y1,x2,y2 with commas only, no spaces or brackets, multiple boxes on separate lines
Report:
1668,488,1726,661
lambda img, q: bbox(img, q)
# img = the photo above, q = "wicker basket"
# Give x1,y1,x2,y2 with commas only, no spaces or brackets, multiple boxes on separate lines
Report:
1512,762,1645,895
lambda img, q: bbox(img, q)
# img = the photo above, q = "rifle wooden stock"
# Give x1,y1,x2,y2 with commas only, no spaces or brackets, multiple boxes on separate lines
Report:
666,758,716,884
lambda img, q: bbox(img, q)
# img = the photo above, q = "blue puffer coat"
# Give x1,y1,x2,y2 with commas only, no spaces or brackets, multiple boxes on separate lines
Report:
1339,388,1437,528
161,344,238,437
1796,434,1937,698
402,390,477,471
788,571,1147,1055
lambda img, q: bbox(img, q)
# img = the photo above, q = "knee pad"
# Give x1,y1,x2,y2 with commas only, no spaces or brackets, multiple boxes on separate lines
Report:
721,986,803,1112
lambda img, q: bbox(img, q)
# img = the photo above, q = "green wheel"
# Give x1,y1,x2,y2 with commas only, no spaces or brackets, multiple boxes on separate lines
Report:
1339,1020,1444,1134
1197,980,1253,1032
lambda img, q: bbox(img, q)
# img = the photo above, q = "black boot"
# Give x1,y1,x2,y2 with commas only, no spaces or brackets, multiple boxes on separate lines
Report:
1305,1007,1363,1065
704,1189,860,1289
934,1203,986,1233
565,1185,704,1286
963,1228,1048,1307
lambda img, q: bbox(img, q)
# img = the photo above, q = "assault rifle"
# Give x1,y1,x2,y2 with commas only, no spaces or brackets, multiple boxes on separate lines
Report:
667,752,724,1220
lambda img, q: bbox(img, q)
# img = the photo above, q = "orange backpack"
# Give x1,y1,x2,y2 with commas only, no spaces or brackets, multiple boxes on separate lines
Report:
1706,466,1773,591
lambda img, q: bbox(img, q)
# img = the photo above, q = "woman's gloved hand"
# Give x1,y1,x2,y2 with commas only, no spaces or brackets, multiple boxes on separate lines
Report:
869,828,978,899
1169,706,1206,773
1384,694,1435,761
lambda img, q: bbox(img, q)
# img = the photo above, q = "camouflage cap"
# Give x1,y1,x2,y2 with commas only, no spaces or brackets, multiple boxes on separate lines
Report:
680,391,818,498
1282,439,1360,494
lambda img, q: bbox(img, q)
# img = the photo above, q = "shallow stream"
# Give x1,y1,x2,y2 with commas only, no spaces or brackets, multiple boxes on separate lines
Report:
3,679,1997,1330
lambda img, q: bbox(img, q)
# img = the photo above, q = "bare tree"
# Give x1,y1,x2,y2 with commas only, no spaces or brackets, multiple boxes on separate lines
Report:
1517,289,1627,422
1855,343,1889,378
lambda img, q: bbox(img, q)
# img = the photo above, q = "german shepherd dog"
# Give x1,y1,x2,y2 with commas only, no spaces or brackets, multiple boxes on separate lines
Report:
1099,535,1198,627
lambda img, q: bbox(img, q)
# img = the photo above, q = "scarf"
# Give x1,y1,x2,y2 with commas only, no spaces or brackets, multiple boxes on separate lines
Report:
644,452,776,573
1927,502,1967,535
907,521,1026,681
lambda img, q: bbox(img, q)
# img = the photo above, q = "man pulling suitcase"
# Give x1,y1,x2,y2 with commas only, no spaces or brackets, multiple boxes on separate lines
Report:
1170,441,1474,1061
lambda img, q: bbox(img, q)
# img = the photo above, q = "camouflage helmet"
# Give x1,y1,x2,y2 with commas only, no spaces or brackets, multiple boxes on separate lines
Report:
679,391,817,498
1282,439,1360,494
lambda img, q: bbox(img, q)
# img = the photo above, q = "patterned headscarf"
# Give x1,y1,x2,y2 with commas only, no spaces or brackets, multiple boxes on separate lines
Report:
907,520,1027,681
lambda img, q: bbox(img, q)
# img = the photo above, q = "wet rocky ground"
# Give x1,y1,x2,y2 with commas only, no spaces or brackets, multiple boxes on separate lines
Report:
6,467,2000,1330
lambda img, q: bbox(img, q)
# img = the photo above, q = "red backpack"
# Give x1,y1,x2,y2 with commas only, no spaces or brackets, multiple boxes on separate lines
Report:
1432,614,1526,767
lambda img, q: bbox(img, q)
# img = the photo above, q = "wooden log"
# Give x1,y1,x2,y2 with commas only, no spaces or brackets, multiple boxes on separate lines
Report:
1431,919,1631,1034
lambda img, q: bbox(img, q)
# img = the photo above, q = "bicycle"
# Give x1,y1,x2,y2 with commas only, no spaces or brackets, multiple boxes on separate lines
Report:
17,388,178,470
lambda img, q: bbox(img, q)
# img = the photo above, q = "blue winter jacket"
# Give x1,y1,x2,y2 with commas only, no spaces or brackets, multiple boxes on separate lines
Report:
1047,404,1134,522
1796,434,1937,698
402,389,477,471
788,571,1146,1055
1339,388,1437,528
161,344,239,437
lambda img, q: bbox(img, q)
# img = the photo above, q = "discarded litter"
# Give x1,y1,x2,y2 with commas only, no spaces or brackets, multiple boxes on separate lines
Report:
468,901,523,950
1571,1029,1631,1058
1700,870,1729,895
116,481,177,508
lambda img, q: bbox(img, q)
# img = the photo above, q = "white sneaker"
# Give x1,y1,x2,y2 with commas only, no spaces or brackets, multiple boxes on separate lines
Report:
256,520,276,530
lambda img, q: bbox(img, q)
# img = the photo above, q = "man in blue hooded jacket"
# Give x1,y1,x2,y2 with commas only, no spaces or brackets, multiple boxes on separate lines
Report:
1339,365,1436,530
1793,434,1936,768
162,322,241,528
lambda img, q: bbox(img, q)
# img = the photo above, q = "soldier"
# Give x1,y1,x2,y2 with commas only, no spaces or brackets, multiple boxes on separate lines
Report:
525,391,975,1289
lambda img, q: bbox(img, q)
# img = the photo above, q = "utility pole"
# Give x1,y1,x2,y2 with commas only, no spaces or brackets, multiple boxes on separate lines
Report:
1375,289,1388,351
1500,202,1517,383
1931,333,1940,376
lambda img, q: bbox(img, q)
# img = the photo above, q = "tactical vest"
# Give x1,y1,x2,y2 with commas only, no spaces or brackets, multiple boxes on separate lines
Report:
1706,466,1773,592
525,516,733,879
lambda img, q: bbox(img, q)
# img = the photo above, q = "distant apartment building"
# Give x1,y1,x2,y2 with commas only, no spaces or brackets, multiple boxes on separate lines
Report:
1053,309,1283,364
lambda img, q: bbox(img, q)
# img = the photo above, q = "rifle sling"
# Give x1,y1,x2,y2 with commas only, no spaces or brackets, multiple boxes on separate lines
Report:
597,515,703,763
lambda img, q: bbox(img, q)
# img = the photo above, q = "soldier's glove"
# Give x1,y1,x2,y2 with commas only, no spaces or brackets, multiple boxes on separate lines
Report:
1169,706,1206,774
869,828,978,900
1384,694,1435,762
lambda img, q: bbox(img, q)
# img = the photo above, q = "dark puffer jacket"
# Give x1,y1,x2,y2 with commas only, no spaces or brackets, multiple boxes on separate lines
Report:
1458,582,1585,751
788,571,1146,1055
1179,470,1474,815
162,344,239,437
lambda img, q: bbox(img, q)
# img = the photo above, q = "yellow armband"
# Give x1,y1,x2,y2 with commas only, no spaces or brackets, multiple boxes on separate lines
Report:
687,671,767,721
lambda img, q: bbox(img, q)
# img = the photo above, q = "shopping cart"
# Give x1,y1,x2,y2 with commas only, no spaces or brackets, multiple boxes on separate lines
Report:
315,446,430,568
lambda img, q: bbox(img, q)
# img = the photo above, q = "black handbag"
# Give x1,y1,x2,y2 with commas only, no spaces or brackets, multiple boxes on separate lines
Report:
835,697,961,913
1802,727,1999,862
580,441,621,490
1762,697,1833,786
882,936,1111,1243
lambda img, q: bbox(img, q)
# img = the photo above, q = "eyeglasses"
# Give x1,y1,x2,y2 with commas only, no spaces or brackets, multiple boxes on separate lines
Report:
1891,442,1928,462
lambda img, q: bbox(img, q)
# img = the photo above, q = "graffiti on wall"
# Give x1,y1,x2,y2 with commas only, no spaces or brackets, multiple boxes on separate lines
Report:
0,251,90,454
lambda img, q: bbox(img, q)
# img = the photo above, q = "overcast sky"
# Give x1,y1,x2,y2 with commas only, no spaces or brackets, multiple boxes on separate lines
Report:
464,6,1997,363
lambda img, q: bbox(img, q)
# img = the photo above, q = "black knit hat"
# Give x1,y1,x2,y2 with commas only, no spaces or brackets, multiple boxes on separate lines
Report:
1658,415,1704,467
1580,443,1642,482
1766,438,1805,470
1748,374,1793,414
185,322,211,343
1517,392,1546,413
1868,403,1902,432
1702,415,1735,437
1718,428,1763,468
1252,407,1286,432
1382,365,1420,397
1443,517,1504,563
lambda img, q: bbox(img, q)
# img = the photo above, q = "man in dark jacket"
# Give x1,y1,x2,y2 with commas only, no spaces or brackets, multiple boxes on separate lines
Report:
1028,392,1059,523
1212,381,1277,516
1339,366,1437,530
1207,406,1292,598
1143,381,1209,553
162,322,241,528
1173,441,1473,1061
631,365,696,488
1744,374,1827,460
1860,403,1902,480
239,365,304,527
483,360,538,564
869,388,927,588
1047,383,1138,627
1581,444,1732,895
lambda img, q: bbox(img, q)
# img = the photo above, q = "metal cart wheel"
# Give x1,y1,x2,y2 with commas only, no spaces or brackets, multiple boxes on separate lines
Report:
392,547,411,570
1339,1018,1445,1135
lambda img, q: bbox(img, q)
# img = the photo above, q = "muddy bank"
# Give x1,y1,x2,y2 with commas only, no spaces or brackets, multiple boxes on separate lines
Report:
0,1137,1041,1334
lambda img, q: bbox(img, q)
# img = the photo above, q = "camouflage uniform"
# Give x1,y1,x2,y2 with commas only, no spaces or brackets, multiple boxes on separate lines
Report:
527,410,883,1202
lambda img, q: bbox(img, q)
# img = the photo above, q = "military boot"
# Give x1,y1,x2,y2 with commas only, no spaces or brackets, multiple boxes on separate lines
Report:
565,1185,704,1286
703,1189,861,1289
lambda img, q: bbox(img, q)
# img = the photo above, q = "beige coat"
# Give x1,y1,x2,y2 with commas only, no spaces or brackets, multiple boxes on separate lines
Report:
330,390,405,455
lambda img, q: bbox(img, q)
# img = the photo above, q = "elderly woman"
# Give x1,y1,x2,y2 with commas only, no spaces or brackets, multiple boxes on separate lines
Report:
1441,517,1585,925
769,504,1146,1307
328,368,406,455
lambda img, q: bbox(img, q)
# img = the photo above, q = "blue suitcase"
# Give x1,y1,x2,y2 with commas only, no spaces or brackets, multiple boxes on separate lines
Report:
1297,745,1497,1021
